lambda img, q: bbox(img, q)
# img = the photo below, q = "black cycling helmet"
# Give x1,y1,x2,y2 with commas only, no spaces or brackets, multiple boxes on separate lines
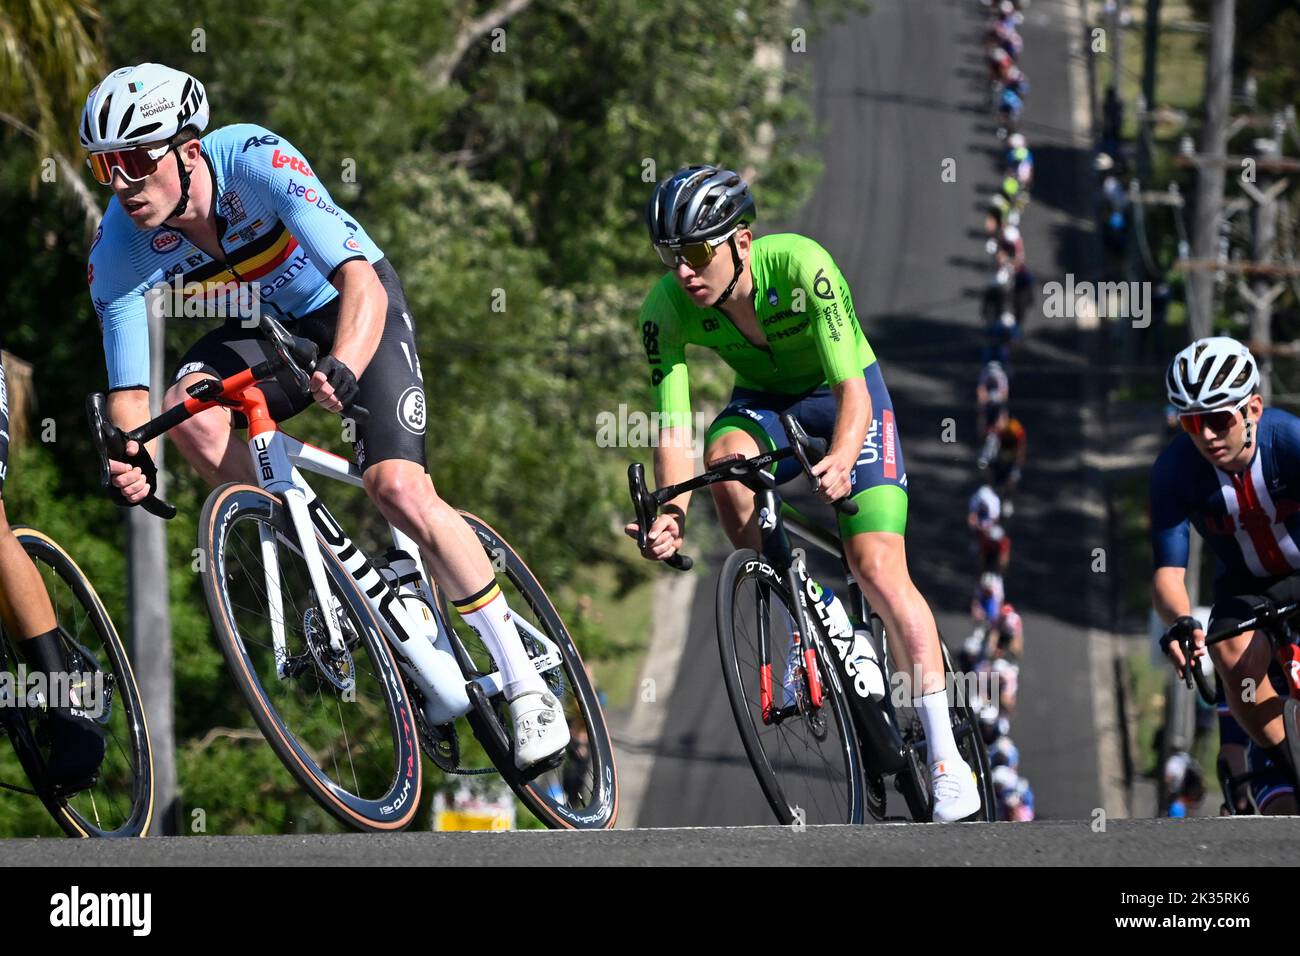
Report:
646,165,756,308
645,165,756,246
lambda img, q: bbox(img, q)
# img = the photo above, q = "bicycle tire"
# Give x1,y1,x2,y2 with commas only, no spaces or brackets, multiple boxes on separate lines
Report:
199,484,421,831
1284,698,1300,795
716,549,865,825
453,512,618,829
3,528,155,837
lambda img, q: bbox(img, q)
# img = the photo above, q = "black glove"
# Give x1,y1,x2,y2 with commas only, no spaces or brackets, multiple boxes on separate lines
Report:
1159,615,1201,655
315,355,360,410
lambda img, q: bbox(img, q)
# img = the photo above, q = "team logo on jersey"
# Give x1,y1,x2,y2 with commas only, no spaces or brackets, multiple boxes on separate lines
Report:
152,231,181,254
702,317,719,332
241,134,280,152
91,224,103,249
271,150,314,177
344,236,361,252
86,262,94,285
397,386,426,435
218,190,247,225
767,287,779,306
813,269,834,301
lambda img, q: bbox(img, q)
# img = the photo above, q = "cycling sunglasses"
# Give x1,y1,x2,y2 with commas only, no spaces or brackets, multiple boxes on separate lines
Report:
1178,396,1251,436
654,230,736,270
86,143,172,186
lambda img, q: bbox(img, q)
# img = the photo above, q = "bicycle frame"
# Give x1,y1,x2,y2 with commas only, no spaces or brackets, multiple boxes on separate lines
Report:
134,364,566,726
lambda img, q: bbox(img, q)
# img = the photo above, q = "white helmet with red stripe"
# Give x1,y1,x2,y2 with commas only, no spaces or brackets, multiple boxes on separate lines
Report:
1166,337,1259,412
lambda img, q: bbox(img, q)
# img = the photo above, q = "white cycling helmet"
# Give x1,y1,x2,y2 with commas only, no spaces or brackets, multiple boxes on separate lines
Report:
80,63,208,152
1165,337,1259,412
1007,133,1026,150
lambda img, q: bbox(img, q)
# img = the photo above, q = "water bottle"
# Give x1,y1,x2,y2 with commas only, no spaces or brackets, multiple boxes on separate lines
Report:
809,581,886,703
377,548,437,640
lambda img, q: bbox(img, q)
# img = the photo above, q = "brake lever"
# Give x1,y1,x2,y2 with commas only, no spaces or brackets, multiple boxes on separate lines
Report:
779,413,859,517
85,393,177,520
626,463,692,571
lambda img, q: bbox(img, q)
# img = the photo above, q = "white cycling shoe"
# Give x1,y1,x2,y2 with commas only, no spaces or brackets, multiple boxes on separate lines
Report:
930,758,982,823
509,689,570,770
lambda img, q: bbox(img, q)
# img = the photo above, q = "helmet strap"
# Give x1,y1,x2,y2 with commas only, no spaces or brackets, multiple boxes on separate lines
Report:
164,143,193,222
710,235,745,309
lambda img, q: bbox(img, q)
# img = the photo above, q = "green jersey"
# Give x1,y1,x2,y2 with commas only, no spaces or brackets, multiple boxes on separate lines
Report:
638,233,876,425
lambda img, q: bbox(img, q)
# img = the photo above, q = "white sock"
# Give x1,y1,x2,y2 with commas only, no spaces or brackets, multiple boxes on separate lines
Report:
914,690,961,766
451,581,545,700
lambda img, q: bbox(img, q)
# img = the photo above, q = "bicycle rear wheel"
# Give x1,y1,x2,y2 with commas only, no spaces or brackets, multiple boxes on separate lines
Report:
446,512,618,829
199,484,421,831
4,528,154,837
717,549,865,825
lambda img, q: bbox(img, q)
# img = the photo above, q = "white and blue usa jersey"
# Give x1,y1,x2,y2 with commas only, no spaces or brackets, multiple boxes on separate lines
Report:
1151,407,1300,580
88,123,383,389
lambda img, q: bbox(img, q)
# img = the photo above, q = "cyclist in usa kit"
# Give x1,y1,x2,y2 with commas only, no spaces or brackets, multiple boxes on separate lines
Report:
82,63,568,770
1152,337,1299,812
625,166,981,822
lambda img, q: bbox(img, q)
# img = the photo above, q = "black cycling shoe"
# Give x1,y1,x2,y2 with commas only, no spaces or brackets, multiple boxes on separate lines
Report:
40,708,107,792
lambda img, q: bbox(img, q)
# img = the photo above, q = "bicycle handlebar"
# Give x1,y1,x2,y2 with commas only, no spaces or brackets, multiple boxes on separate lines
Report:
86,315,369,519
626,415,859,572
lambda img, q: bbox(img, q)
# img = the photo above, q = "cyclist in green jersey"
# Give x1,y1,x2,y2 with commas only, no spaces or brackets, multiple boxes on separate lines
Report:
626,166,980,822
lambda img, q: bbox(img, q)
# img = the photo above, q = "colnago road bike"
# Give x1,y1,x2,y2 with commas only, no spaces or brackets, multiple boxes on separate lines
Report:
86,315,617,831
629,415,995,824
0,527,154,836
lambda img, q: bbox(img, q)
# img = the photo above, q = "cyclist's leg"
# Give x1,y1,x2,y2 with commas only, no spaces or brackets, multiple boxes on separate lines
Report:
162,321,307,487
0,355,57,639
1207,588,1291,751
330,263,555,747
0,356,104,782
702,396,790,550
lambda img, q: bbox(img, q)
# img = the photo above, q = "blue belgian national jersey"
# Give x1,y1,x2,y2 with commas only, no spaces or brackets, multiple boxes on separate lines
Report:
1151,407,1300,580
88,123,384,390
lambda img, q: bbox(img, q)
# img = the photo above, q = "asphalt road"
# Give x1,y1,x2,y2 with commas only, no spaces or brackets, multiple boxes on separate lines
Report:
638,0,1112,825
4,818,1297,866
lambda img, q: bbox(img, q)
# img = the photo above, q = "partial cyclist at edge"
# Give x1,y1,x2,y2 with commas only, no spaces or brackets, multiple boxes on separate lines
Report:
1152,337,1299,813
81,62,567,771
625,165,982,822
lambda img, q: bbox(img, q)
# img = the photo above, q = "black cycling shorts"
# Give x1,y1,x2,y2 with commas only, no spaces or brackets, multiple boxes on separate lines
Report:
171,258,426,472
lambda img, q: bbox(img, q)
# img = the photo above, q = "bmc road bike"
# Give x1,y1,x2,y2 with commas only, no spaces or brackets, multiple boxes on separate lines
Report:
87,315,617,832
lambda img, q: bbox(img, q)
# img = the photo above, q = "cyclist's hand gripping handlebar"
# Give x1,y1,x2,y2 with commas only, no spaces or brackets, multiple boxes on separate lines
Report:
627,462,693,572
258,314,371,424
780,413,859,517
86,392,177,520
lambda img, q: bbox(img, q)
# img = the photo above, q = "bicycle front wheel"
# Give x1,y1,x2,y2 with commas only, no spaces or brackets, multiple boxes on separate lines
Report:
5,528,154,837
716,549,865,825
199,484,422,831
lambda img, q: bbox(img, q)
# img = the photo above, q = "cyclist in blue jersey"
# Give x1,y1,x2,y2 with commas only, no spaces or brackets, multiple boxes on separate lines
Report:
81,63,568,770
0,352,106,788
1151,337,1300,804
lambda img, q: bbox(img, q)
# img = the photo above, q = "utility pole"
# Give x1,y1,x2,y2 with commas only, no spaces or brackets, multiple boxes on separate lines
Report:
1187,0,1235,339
128,305,176,834
1243,119,1283,402
1135,0,1162,201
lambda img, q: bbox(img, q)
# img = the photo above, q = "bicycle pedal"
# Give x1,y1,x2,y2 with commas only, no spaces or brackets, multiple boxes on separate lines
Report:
518,749,565,783
465,681,511,757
